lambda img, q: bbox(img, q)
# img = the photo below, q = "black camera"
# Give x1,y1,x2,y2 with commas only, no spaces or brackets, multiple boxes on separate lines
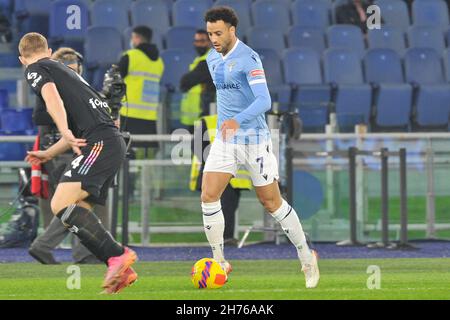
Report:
101,65,126,121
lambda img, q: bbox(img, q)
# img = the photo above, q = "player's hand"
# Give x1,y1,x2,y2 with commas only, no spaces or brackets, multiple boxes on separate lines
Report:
61,129,87,155
114,118,120,128
220,119,240,141
25,150,52,166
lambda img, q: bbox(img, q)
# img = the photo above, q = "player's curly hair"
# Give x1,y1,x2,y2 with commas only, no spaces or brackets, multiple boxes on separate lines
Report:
204,6,239,28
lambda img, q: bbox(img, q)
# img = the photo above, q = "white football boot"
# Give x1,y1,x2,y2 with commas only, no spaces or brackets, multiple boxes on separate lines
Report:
301,250,320,289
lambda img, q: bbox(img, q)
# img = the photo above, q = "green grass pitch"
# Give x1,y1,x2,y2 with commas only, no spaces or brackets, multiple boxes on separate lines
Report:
0,258,450,300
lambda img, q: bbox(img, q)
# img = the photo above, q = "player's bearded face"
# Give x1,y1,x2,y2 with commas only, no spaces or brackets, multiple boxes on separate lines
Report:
207,21,235,54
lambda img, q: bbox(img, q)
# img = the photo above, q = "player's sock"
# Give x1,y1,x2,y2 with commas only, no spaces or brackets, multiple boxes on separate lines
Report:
56,205,124,263
202,201,225,263
272,200,313,266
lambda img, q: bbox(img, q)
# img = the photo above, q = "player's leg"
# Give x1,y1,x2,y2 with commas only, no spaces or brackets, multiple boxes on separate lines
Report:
201,171,233,270
50,181,125,264
201,137,238,273
255,181,319,288
246,141,319,287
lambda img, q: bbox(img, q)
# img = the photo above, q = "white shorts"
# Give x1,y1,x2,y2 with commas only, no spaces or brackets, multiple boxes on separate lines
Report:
203,138,280,187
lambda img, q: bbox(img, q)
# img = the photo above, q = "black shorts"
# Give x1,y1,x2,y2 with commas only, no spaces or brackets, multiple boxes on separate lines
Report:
59,135,127,205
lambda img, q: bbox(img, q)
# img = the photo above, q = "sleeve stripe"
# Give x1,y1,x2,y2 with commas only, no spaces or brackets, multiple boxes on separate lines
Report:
249,79,267,85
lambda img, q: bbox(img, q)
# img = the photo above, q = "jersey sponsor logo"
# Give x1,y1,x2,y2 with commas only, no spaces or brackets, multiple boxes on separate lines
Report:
89,98,110,110
250,69,265,77
64,170,72,178
215,82,242,90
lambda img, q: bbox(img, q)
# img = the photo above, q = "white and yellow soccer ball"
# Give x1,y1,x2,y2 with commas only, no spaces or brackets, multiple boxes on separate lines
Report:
191,258,227,289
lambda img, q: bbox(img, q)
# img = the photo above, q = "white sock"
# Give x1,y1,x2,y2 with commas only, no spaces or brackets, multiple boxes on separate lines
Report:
272,200,313,266
202,201,225,263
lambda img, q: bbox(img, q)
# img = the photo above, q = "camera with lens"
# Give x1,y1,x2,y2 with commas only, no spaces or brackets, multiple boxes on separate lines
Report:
101,64,126,121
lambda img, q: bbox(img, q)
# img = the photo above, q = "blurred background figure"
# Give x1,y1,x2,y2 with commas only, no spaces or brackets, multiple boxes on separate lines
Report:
336,0,374,33
179,29,215,133
118,26,164,153
29,47,109,265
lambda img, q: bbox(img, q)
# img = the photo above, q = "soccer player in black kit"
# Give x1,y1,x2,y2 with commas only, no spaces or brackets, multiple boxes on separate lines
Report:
19,33,137,294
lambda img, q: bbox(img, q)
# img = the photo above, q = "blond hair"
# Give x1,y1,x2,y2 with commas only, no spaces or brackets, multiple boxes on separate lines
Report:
18,32,48,58
51,47,78,62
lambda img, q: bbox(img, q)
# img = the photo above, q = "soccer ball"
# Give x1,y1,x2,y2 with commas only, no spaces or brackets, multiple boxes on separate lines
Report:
191,258,227,289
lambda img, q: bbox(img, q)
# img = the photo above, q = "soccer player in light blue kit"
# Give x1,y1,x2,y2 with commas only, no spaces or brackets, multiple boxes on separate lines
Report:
201,7,319,288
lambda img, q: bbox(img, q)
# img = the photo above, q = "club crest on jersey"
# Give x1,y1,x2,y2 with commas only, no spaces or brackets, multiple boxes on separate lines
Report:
228,61,236,72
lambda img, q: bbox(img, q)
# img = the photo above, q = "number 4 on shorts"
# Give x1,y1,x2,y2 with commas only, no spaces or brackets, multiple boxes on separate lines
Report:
71,155,84,169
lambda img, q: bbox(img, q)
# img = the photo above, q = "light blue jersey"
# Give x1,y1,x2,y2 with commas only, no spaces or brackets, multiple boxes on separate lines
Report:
207,39,272,144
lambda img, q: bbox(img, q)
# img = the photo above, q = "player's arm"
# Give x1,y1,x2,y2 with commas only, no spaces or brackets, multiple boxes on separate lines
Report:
40,83,87,155
221,55,271,139
25,137,71,165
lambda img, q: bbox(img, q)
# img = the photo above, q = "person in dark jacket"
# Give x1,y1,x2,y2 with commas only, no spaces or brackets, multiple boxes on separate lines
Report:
336,0,377,34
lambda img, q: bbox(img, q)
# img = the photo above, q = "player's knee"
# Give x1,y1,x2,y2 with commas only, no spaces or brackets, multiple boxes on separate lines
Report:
201,190,220,203
50,200,63,215
258,196,278,213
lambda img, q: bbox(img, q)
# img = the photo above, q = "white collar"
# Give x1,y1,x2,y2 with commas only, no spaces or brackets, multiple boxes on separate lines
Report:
221,38,240,60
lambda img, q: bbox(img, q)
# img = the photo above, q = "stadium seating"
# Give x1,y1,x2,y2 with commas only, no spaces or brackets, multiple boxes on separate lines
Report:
291,0,330,29
0,141,27,161
252,0,291,33
324,48,372,132
166,26,197,50
0,89,7,109
404,48,445,85
404,48,450,130
408,26,446,54
160,49,196,89
14,0,51,37
443,49,450,81
287,26,326,54
0,0,12,15
412,0,450,31
84,26,123,90
364,49,405,84
256,48,290,110
374,0,410,32
367,26,407,56
173,0,212,29
0,108,33,133
327,25,366,58
215,0,252,37
91,0,130,31
49,0,89,53
247,27,286,56
130,0,170,34
283,48,330,131
364,49,412,131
